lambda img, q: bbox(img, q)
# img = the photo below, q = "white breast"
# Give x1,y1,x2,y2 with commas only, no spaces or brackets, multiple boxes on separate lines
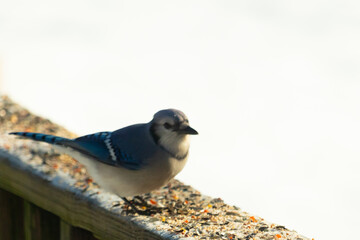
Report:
53,145,187,197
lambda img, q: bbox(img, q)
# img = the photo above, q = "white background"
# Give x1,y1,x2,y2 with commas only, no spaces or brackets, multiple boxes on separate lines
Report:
1,1,360,239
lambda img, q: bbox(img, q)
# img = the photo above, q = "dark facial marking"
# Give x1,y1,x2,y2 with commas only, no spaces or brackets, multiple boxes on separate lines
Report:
149,123,160,144
164,123,172,129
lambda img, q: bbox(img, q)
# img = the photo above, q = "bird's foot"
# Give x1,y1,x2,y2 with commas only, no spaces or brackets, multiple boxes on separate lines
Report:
121,197,164,216
111,201,122,208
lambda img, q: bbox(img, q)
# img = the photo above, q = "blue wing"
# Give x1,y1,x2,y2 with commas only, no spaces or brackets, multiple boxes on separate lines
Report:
10,131,143,170
63,131,142,170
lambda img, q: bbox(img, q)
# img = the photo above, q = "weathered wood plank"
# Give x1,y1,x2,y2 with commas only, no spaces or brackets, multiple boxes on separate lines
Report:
23,200,60,240
60,220,71,240
23,201,32,240
0,189,25,240
0,150,175,240
61,220,99,240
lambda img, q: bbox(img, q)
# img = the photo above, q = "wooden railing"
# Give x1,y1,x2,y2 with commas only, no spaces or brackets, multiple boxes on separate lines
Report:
0,150,172,240
0,96,310,240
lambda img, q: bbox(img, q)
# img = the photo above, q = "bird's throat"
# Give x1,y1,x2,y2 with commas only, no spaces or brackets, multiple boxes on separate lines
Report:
158,134,190,160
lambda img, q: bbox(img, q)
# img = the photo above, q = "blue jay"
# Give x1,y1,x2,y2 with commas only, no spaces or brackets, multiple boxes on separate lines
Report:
10,109,198,200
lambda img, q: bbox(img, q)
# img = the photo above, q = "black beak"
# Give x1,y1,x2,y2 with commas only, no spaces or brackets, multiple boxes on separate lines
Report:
177,125,198,135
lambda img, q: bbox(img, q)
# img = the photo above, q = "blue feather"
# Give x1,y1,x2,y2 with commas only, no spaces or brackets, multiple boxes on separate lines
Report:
9,132,69,144
68,132,142,170
9,131,143,170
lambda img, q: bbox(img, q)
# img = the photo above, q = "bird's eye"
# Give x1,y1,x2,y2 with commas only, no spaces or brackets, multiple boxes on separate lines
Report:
163,123,172,129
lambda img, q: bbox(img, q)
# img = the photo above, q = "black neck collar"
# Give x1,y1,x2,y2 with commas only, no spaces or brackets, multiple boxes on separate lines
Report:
149,123,188,160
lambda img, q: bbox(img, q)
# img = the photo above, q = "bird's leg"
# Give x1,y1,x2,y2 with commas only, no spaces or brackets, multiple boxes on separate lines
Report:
133,196,149,207
121,197,163,216
121,197,137,211
135,196,166,214
121,197,149,215
167,182,173,195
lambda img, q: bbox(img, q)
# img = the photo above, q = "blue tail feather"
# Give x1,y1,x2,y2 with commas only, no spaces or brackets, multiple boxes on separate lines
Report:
9,132,70,145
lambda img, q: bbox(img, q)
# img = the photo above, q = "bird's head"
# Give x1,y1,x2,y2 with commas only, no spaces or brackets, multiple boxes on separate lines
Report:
150,109,198,159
